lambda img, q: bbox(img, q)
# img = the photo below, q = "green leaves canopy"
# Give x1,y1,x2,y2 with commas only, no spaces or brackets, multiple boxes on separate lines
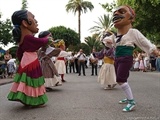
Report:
48,26,80,49
0,18,13,45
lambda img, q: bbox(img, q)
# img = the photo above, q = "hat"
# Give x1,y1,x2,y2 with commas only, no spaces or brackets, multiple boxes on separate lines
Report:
53,39,65,48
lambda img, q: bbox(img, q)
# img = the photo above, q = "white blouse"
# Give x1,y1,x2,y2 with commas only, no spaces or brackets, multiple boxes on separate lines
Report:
105,28,156,55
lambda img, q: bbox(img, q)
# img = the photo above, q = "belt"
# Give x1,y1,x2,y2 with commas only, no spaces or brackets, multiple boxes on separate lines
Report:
57,57,65,60
103,57,114,64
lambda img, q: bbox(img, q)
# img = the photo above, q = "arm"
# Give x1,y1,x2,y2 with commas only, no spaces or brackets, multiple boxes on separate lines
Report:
22,35,51,52
133,29,157,55
94,49,105,59
58,51,72,57
47,48,61,58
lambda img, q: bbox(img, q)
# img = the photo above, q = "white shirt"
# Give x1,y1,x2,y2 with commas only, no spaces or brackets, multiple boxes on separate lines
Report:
104,28,156,55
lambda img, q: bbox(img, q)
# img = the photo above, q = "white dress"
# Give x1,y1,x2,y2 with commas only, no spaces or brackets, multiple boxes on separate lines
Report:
98,57,117,87
55,51,72,74
133,57,139,69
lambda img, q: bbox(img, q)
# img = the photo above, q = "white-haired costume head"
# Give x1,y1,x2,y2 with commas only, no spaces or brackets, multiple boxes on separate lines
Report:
100,31,113,48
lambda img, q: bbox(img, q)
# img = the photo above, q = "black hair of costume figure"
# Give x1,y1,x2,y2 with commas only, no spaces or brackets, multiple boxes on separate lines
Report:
11,10,30,43
38,31,50,38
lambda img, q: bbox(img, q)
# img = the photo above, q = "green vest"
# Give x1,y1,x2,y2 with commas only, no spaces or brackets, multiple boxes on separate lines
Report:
115,46,134,57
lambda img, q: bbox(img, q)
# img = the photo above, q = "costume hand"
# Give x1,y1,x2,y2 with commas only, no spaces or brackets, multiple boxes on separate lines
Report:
48,37,54,45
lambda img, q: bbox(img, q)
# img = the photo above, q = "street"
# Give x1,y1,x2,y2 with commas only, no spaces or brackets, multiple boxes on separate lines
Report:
0,67,160,120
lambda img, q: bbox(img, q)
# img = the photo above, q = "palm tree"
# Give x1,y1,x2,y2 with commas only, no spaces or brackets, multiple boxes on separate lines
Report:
66,0,94,41
84,35,103,52
89,14,113,40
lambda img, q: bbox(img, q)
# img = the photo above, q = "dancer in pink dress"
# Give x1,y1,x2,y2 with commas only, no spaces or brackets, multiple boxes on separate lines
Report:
7,10,53,106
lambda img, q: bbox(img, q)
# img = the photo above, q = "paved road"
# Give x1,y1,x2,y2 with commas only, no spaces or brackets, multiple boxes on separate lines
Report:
0,67,160,120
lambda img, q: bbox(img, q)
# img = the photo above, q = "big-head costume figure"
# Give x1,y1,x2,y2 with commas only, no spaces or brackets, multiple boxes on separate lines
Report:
104,5,160,112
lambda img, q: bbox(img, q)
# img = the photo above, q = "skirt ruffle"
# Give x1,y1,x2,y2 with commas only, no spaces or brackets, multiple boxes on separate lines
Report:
7,73,48,106
98,63,117,86
7,91,48,106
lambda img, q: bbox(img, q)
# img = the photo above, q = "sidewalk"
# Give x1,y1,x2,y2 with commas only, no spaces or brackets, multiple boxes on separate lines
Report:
0,78,13,86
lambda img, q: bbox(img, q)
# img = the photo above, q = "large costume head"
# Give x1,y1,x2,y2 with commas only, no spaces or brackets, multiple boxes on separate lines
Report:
101,31,113,48
38,31,52,38
54,39,65,50
11,10,38,43
112,5,135,28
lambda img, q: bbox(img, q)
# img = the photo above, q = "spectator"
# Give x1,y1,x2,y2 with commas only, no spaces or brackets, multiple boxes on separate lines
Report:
76,49,86,76
89,48,98,76
7,58,16,78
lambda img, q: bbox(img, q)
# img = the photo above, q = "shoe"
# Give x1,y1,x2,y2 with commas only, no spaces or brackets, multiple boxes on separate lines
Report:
104,87,107,90
104,86,112,90
78,74,81,76
119,98,128,104
122,100,136,112
45,87,53,92
111,84,117,88
83,74,86,76
55,81,59,86
62,79,66,82
91,74,93,76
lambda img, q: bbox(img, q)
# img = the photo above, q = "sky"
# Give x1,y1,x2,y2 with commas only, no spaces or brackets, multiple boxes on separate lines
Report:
0,0,113,50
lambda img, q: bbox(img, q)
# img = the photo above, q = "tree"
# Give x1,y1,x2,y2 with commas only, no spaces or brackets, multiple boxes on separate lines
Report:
0,12,13,46
89,14,113,40
84,34,103,53
100,1,116,13
66,0,94,41
21,0,28,10
48,26,80,49
9,46,18,58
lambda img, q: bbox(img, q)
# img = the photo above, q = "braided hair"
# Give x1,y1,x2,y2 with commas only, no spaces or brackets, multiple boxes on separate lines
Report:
11,10,30,43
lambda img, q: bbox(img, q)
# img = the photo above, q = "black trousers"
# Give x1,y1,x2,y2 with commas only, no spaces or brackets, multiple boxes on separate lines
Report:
69,62,75,73
91,63,97,75
78,61,85,75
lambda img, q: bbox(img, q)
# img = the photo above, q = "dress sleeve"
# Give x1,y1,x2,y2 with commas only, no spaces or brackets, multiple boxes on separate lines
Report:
94,49,105,59
58,51,72,57
22,35,49,52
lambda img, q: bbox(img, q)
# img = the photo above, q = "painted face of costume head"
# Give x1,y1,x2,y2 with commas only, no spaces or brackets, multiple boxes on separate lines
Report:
112,5,135,28
101,31,113,48
25,11,39,33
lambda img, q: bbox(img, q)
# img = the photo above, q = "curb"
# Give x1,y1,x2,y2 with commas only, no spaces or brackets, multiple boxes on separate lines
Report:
0,80,13,86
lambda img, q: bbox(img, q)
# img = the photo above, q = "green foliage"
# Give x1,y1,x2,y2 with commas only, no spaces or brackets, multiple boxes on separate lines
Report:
48,26,80,49
66,0,94,40
100,1,116,12
66,0,94,14
69,34,103,55
0,17,13,45
9,46,18,58
21,0,28,10
89,14,113,40
84,35,103,54
79,43,90,55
